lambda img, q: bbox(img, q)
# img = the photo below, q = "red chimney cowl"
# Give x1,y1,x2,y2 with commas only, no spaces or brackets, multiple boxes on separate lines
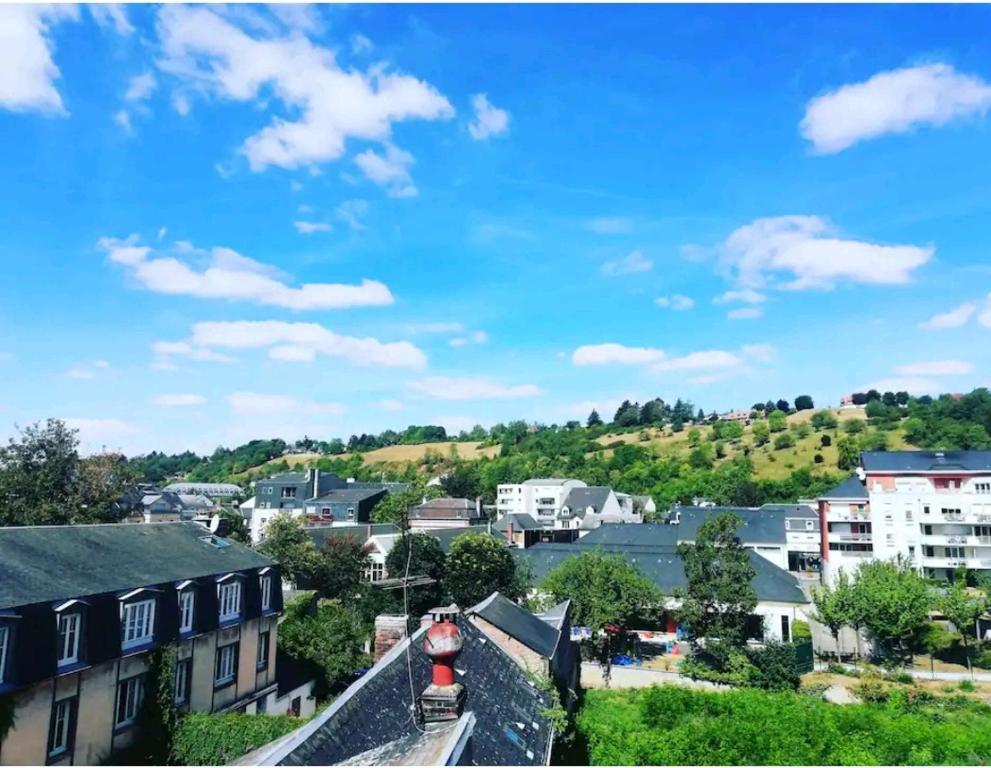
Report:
423,609,462,687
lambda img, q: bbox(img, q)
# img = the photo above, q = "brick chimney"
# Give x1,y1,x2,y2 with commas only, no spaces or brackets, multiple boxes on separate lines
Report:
373,614,408,663
420,606,466,724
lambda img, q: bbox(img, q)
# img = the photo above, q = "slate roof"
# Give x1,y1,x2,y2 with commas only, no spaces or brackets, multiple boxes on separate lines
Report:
861,450,991,472
579,523,679,548
492,514,542,532
819,475,868,500
416,498,476,510
164,482,243,496
760,503,818,518
0,522,274,611
468,592,560,658
306,524,398,549
253,618,553,766
674,506,787,544
562,486,612,516
515,542,806,605
310,488,386,503
535,600,570,632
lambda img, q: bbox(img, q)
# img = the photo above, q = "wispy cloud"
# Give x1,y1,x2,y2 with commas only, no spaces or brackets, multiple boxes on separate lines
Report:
227,392,345,416
0,5,79,115
654,294,694,311
65,360,110,380
602,250,652,276
894,359,974,376
468,93,510,140
151,393,207,407
408,376,540,400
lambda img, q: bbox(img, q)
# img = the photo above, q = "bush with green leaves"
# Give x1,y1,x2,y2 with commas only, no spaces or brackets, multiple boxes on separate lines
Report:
170,712,302,765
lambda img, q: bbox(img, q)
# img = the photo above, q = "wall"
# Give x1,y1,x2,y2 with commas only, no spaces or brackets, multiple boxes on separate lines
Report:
754,601,809,643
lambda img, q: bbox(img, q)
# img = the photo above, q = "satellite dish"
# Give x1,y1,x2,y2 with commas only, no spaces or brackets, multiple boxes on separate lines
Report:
209,514,221,534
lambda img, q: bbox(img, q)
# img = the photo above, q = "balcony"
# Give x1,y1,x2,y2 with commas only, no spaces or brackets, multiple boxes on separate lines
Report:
922,556,971,569
833,533,872,543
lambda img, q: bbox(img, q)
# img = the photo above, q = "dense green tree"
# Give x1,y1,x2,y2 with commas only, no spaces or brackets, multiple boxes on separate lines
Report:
446,533,525,607
810,410,838,430
776,399,791,413
372,485,442,528
587,409,603,428
811,570,856,659
258,513,319,588
311,535,370,600
384,533,447,619
852,558,933,662
676,512,757,651
767,410,787,433
751,421,770,446
639,398,667,425
541,551,660,632
773,433,795,450
687,427,702,447
440,461,482,499
938,577,987,673
613,400,641,428
278,594,369,696
794,395,814,411
836,437,860,470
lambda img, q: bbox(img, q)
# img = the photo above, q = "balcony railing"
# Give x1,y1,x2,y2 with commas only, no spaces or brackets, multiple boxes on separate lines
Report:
834,533,872,543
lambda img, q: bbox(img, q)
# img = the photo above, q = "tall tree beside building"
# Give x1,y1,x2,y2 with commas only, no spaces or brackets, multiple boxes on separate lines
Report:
938,576,987,673
311,535,371,600
384,533,447,620
257,513,319,588
446,533,527,607
676,512,757,652
851,558,932,663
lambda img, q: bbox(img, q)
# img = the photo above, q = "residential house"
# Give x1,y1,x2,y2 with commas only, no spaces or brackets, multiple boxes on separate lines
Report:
130,491,187,523
818,451,991,584
163,482,244,499
243,605,557,766
0,522,304,766
496,479,640,537
492,513,543,548
409,498,486,531
519,527,810,642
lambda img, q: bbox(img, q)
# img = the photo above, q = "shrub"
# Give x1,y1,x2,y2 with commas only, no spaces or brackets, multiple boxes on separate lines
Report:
975,647,991,670
853,673,889,704
959,679,976,693
883,670,914,685
773,433,795,450
791,620,812,641
799,682,830,699
171,713,302,765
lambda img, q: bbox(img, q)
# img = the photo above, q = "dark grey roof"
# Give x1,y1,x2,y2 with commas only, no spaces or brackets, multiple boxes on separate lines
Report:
760,503,818,518
579,523,679,548
0,522,274,611
674,506,787,545
468,592,560,659
861,450,991,472
264,619,553,766
306,524,398,549
265,472,308,483
562,486,612,516
415,498,475,510
535,600,570,632
819,475,868,500
492,514,542,532
164,482,243,495
516,542,806,605
310,488,385,503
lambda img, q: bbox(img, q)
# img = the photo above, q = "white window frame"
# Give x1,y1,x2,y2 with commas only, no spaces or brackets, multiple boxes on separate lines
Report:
260,575,272,612
218,581,242,622
174,659,190,705
178,589,195,634
57,612,81,667
115,676,144,728
257,631,269,669
215,643,237,686
0,625,8,684
121,599,156,650
49,697,73,757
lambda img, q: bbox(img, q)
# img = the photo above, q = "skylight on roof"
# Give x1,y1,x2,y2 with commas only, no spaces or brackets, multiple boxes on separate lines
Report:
200,535,231,549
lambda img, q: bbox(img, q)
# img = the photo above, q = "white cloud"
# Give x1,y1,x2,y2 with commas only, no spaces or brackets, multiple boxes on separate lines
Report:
468,93,509,140
741,343,775,363
801,63,991,154
125,72,156,102
405,322,464,335
715,288,766,304
350,34,373,55
602,250,652,277
64,418,138,445
65,360,110,380
654,294,694,311
979,296,991,328
572,343,665,367
651,350,741,373
100,236,393,310
586,217,634,235
88,4,134,36
113,109,132,132
354,144,417,197
719,215,932,290
894,360,975,376
267,345,317,363
151,393,207,407
293,220,332,235
408,376,540,400
919,302,977,330
449,330,489,348
376,398,404,412
150,340,236,367
155,5,453,178
335,199,368,231
0,5,79,115
727,307,764,320
226,392,345,416
189,320,427,368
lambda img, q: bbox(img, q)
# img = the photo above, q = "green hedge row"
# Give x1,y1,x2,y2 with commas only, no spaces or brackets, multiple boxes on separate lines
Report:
170,712,301,765
579,684,991,765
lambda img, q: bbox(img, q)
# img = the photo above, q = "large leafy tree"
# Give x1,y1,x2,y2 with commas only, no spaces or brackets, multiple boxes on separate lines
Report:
851,558,933,662
384,533,447,619
811,569,859,659
541,551,660,633
938,576,987,673
311,535,370,600
0,419,138,526
446,533,525,607
257,513,319,588
676,512,758,650
372,485,442,528
278,593,369,696
440,462,482,500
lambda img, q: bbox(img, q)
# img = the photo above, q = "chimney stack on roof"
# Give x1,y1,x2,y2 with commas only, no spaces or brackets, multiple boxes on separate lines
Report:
372,614,408,663
420,606,466,724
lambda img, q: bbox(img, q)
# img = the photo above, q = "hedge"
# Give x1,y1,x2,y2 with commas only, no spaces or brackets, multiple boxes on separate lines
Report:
170,712,302,765
578,684,991,765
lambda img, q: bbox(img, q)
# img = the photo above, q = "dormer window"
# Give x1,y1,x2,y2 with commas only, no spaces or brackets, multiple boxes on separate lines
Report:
178,586,195,634
121,596,156,650
0,625,9,685
57,612,81,667
260,572,273,613
218,579,242,623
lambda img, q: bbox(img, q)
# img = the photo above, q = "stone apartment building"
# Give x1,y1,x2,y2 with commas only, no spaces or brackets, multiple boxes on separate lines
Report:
0,522,297,765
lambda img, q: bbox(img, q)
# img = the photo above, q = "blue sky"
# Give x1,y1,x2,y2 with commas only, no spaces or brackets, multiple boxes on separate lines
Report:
1,3,990,455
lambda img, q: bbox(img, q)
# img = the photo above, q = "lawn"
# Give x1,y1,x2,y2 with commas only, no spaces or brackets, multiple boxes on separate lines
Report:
578,683,991,765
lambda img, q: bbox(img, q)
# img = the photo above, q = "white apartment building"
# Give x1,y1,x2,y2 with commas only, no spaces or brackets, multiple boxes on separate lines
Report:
495,479,587,526
819,451,991,584
495,478,642,531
